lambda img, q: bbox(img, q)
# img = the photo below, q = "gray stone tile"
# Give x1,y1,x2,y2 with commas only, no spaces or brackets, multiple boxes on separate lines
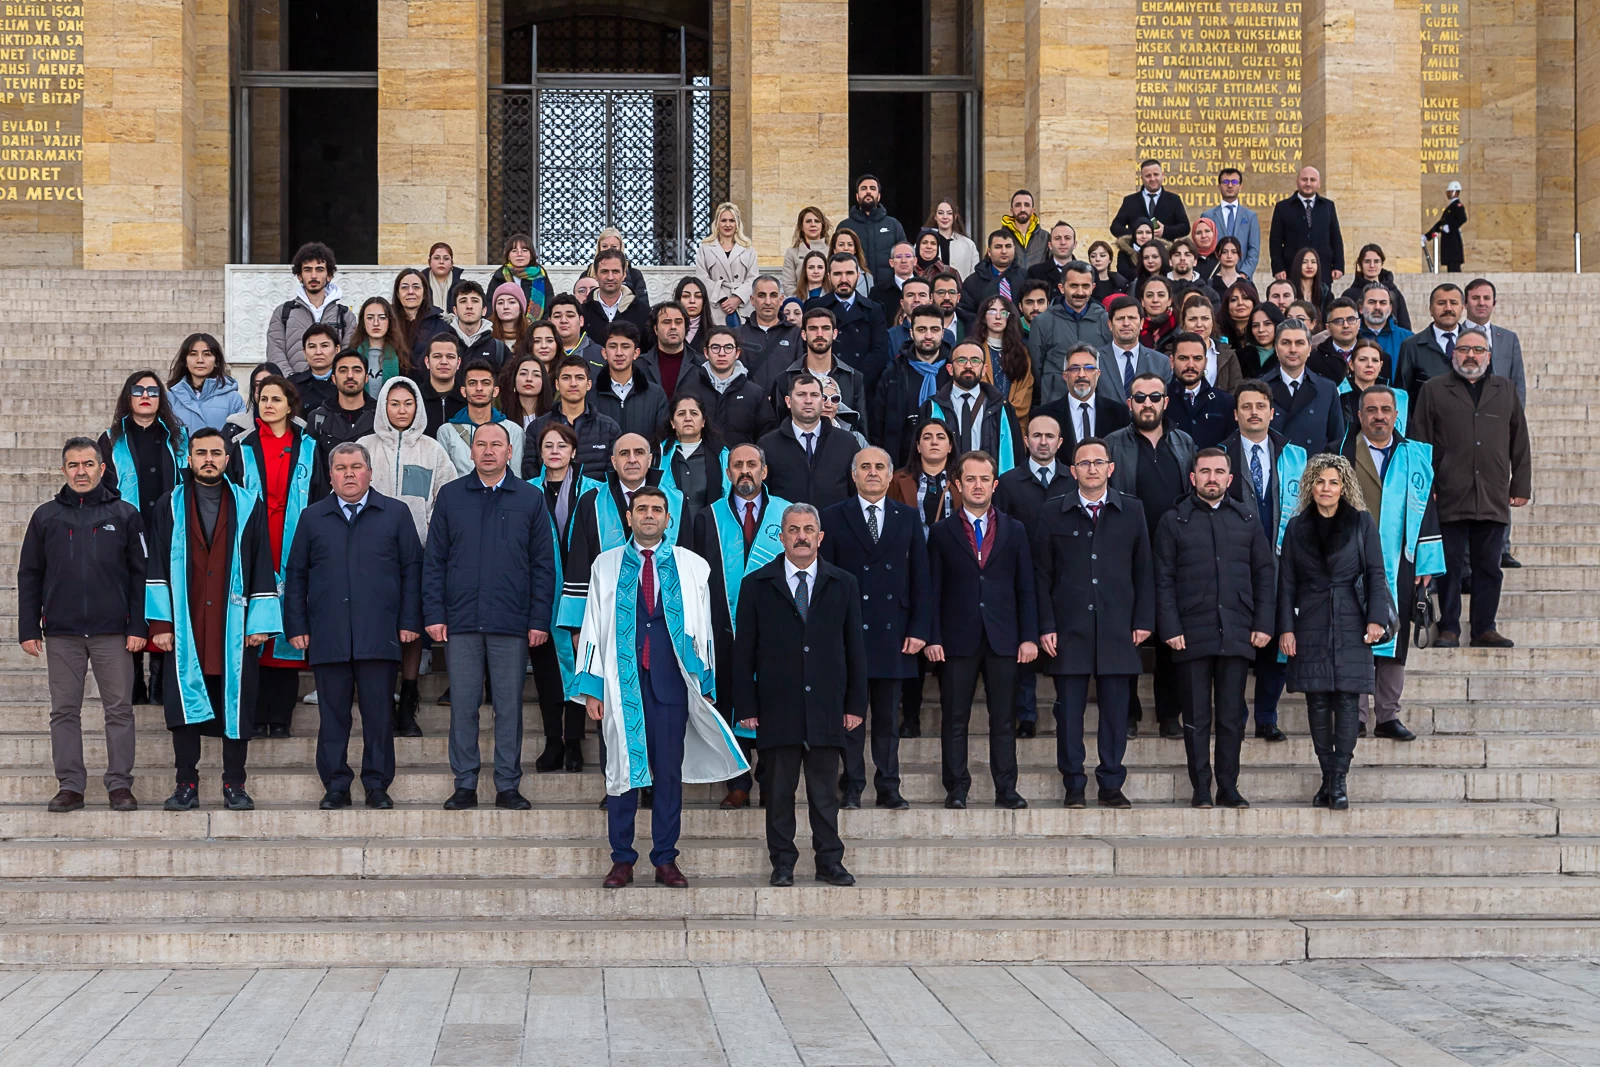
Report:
431,1022,523,1066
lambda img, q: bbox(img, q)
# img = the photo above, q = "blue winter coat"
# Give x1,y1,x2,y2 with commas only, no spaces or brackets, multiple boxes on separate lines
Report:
422,472,556,637
167,377,248,435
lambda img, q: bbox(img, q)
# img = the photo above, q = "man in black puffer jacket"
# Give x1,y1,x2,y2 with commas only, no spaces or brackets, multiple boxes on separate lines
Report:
1152,447,1276,810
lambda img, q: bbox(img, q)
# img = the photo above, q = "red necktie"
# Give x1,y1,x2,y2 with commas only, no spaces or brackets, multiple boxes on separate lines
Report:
639,548,655,669
1087,502,1102,525
742,500,758,550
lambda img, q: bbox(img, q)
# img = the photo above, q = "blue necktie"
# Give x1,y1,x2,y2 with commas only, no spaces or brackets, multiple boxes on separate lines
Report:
1121,351,1136,394
1249,445,1266,505
973,517,984,551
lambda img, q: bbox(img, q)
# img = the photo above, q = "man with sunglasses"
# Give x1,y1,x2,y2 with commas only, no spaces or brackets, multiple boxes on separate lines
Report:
1103,372,1197,739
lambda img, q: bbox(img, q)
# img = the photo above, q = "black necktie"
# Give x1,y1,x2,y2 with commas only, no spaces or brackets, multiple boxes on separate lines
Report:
803,431,816,465
867,503,880,542
1442,332,1455,359
1037,467,1051,489
1079,402,1092,442
1146,192,1156,217
793,569,809,619
959,394,975,451
1303,197,1314,230
344,502,359,523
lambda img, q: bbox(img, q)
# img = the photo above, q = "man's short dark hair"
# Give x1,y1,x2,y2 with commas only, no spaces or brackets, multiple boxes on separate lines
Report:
827,252,859,272
189,426,227,447
704,325,740,349
651,300,688,328
291,241,336,276
1465,277,1496,299
1326,297,1359,318
901,277,931,295
931,269,962,290
1358,383,1399,408
1169,238,1197,256
605,321,642,348
1430,282,1464,302
1129,371,1166,391
1017,279,1051,302
61,436,100,462
1234,380,1274,407
790,373,823,395
427,334,463,360
332,349,367,372
453,280,486,305
1140,158,1163,170
854,173,879,191
462,358,497,382
1218,167,1242,183
1361,281,1391,300
956,450,998,478
471,421,513,447
629,485,670,511
801,306,837,330
909,303,946,325
1072,436,1109,461
1011,188,1034,203
548,292,584,315
987,229,1015,248
594,247,627,269
1193,446,1231,472
752,274,781,292
554,353,591,378
1168,331,1205,354
1061,260,1094,281
1107,294,1140,317
301,322,340,349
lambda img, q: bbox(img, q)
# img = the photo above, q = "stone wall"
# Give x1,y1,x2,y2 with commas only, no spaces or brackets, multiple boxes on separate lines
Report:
1581,0,1600,265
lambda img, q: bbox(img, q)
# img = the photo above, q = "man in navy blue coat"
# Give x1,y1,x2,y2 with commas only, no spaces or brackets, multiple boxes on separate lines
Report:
284,442,423,810
1261,318,1344,456
1165,333,1236,449
803,254,891,400
821,446,930,809
423,422,556,811
926,450,1038,809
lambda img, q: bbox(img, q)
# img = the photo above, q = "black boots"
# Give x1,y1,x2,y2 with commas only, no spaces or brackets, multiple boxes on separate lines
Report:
395,680,423,737
534,737,565,772
1307,692,1359,810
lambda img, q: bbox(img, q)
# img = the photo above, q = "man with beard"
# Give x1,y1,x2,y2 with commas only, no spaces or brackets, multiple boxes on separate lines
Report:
762,307,865,420
689,443,790,808
802,254,890,399
1153,448,1276,808
1165,332,1235,449
930,270,965,343
1029,262,1113,406
735,276,800,373
1030,344,1131,451
144,428,281,811
874,305,952,468
846,173,908,288
917,340,1024,473
1104,372,1197,739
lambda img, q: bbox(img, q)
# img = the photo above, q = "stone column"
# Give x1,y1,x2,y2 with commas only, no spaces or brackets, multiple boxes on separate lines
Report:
735,0,849,263
1461,0,1538,270
1024,0,1139,245
1536,0,1575,270
1301,0,1423,272
377,0,487,264
983,0,1027,232
83,0,198,269
1578,0,1600,265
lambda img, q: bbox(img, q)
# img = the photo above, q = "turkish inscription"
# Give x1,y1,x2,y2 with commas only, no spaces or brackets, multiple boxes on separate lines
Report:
1420,1,1462,180
0,1,82,263
1135,0,1302,210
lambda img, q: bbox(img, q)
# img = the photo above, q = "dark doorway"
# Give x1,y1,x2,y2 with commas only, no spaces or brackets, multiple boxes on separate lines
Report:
849,92,929,230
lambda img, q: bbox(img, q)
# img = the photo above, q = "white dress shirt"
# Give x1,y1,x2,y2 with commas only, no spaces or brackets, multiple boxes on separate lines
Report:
783,556,818,599
951,385,984,447
1070,397,1096,439
1432,323,1458,351
791,419,822,454
858,494,888,531
1029,459,1058,486
1279,367,1307,394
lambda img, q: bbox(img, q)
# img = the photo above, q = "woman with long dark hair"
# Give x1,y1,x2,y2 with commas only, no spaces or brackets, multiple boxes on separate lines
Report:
1277,453,1392,810
498,353,552,430
657,394,727,515
486,233,551,323
796,250,829,301
101,369,188,705
1222,278,1260,349
1137,276,1178,351
352,296,409,397
1289,247,1329,315
1245,303,1284,377
226,375,328,738
392,268,447,373
1086,240,1128,305
973,295,1033,422
515,318,563,380
673,276,715,352
1209,236,1246,294
165,333,246,434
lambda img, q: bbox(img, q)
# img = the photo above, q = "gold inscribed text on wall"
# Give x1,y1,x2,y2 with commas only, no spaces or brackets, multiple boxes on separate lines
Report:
1419,1,1462,183
1134,0,1302,210
0,1,82,264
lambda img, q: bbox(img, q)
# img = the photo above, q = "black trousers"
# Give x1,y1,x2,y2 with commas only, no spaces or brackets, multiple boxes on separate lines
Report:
255,664,301,726
1052,673,1132,796
528,640,586,742
763,744,844,871
1438,519,1507,638
172,675,248,784
725,732,761,794
312,658,398,792
939,635,1020,799
1178,655,1250,795
900,656,933,732
842,678,903,796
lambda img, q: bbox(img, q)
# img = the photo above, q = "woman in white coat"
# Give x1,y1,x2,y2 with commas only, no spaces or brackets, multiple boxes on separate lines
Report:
781,206,831,297
694,201,759,326
359,376,461,736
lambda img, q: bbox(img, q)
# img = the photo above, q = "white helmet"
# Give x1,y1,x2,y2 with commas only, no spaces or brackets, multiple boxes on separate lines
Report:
1445,180,1462,194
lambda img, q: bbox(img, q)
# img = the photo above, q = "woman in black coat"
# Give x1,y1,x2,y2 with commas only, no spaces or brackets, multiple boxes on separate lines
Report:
1277,454,1393,811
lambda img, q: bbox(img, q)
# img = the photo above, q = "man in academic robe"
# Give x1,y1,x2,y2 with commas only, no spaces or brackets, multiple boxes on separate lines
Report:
560,434,683,625
145,427,282,812
577,487,748,889
688,442,790,808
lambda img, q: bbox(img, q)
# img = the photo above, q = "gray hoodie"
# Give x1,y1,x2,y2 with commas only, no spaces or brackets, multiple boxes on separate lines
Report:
358,377,461,543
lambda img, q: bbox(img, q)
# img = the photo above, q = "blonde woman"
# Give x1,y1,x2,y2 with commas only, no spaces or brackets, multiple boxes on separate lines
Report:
782,206,831,297
1276,453,1392,811
694,201,759,326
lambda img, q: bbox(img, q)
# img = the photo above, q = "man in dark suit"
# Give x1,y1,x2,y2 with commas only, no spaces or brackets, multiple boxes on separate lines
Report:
1165,332,1236,449
1033,436,1155,809
926,451,1039,809
732,502,867,888
283,442,424,810
757,374,857,509
955,230,1030,331
688,443,789,808
1110,159,1190,241
995,414,1074,739
822,447,930,809
1394,283,1465,402
1260,318,1344,455
918,340,1026,472
1098,296,1171,405
1269,165,1345,282
1222,382,1307,742
1030,343,1132,452
803,253,891,399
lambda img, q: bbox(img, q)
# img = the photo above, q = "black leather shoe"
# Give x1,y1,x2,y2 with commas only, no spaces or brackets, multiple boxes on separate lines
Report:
268,724,291,739
1159,721,1183,739
639,787,653,811
1328,773,1350,811
899,722,920,738
1063,793,1086,809
1255,725,1287,742
534,739,565,773
1312,780,1331,808
221,783,254,811
436,686,451,706
1127,719,1140,738
944,795,967,810
319,789,352,810
815,865,856,887
769,867,794,887
1358,722,1368,738
564,745,584,773
164,782,199,811
875,791,910,810
1192,790,1213,809
365,789,394,810
495,790,532,810
840,792,862,810
1501,551,1522,569
995,793,1028,810
443,787,478,810
1016,721,1037,739
1217,788,1250,809
1374,719,1416,741
251,723,269,739
1098,789,1132,809
1432,631,1460,649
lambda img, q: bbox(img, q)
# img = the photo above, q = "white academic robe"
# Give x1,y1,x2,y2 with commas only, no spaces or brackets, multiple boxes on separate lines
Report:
575,545,750,796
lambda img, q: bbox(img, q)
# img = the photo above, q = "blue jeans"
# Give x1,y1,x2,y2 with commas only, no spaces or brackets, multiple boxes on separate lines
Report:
606,690,688,866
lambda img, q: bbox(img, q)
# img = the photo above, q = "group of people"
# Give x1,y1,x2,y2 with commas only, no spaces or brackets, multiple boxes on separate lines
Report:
20,160,1531,890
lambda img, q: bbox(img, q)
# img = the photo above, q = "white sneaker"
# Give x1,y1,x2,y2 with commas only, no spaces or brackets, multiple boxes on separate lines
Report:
303,689,319,705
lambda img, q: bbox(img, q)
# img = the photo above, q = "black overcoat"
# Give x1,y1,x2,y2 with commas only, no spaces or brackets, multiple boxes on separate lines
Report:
1153,494,1276,662
820,496,931,679
1276,504,1391,694
1032,488,1154,676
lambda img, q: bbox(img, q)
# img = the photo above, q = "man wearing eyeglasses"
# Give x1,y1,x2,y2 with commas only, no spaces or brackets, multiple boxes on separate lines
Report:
1200,168,1260,278
1103,372,1197,740
916,340,1025,474
1030,344,1132,453
677,328,776,448
1309,298,1369,386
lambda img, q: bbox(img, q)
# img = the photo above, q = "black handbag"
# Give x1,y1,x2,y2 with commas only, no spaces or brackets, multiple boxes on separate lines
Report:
1354,527,1398,645
1413,580,1439,649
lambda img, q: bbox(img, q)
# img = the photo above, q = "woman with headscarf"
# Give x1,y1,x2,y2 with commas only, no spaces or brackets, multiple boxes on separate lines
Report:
913,228,949,281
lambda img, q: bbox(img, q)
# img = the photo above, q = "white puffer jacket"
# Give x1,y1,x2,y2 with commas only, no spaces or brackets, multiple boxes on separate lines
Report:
358,377,461,543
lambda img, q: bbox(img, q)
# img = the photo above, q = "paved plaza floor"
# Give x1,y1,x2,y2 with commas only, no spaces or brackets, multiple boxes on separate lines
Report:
2,960,1598,1065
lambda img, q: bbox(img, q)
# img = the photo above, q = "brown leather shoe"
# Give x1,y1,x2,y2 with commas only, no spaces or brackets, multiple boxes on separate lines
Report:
47,789,84,813
720,789,749,809
1470,630,1515,648
654,861,689,887
108,788,138,812
602,862,634,889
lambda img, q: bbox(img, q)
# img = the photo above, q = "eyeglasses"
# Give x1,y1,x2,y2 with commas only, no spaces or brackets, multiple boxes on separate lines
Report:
1327,316,1359,327
130,386,161,398
951,357,986,367
1219,178,1242,186
1073,459,1110,470
987,309,1011,318
1455,344,1490,355
1129,391,1166,404
706,343,738,355
1066,364,1098,374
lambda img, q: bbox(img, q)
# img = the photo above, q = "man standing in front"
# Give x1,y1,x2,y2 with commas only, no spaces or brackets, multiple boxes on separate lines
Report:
144,428,281,812
1269,165,1345,283
1201,168,1261,277
284,442,423,810
19,437,148,813
1111,159,1190,241
732,503,866,887
822,447,930,810
1153,448,1276,809
1262,318,1345,456
579,488,748,888
424,422,555,811
1409,328,1531,649
1461,277,1528,569
1034,437,1154,809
